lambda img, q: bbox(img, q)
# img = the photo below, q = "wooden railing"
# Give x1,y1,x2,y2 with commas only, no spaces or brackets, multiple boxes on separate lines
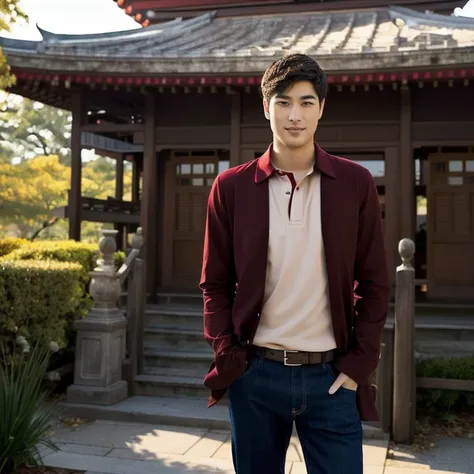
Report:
119,228,145,390
376,238,474,443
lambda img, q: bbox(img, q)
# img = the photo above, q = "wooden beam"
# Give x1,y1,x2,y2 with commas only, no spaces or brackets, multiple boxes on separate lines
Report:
139,0,459,19
132,0,291,9
417,377,474,392
81,123,144,133
140,94,159,300
384,146,399,292
399,85,415,241
230,92,241,167
69,93,84,240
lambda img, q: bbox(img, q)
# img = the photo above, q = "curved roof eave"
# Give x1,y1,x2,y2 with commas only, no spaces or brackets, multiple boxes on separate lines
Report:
1,7,474,67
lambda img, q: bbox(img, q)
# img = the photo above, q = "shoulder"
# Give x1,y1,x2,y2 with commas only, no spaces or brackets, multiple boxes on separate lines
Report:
214,159,258,189
324,152,377,203
328,153,373,182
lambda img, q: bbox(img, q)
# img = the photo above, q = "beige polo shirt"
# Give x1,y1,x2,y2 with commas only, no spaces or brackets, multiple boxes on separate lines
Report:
252,165,338,352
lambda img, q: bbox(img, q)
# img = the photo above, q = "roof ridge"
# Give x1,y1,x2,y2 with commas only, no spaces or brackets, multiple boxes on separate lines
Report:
389,5,474,30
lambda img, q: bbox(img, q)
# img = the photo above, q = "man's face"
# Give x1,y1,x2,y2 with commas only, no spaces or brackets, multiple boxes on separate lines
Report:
263,80,325,150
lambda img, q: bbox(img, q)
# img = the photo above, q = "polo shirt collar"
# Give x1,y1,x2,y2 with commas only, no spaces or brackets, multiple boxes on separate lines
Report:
255,142,336,183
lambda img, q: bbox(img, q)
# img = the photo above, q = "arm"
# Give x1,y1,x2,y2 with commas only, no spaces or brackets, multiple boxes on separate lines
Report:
199,175,236,357
335,171,390,386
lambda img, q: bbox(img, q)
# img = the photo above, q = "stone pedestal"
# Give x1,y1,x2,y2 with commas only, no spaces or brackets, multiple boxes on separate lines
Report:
67,230,128,406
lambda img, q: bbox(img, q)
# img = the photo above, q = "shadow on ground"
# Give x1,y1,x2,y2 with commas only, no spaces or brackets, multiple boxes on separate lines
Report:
386,438,474,474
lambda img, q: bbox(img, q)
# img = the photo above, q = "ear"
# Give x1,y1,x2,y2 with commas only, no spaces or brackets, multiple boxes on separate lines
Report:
263,99,270,120
318,98,326,120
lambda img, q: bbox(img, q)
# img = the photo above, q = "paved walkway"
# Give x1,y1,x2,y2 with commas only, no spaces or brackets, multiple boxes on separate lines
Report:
39,419,474,474
40,419,389,474
384,438,474,474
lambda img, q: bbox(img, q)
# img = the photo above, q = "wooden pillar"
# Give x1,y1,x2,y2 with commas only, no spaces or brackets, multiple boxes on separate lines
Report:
384,147,400,290
132,160,140,203
115,156,125,250
392,238,416,444
115,156,124,200
230,92,241,168
140,94,159,300
399,86,415,240
69,93,84,240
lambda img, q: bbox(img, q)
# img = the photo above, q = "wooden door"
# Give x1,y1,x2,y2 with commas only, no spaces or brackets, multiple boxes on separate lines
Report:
427,153,474,300
163,152,219,290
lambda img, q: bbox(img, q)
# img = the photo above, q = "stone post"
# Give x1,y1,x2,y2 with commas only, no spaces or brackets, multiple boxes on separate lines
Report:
67,229,128,405
392,238,416,444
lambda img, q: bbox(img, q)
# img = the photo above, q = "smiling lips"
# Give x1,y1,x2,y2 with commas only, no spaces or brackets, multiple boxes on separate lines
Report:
286,127,305,133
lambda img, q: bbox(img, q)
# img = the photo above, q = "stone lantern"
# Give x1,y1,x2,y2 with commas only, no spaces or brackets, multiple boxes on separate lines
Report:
67,229,128,405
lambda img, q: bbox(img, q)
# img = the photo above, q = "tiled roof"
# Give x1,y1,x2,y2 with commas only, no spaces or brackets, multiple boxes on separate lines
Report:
1,6,474,73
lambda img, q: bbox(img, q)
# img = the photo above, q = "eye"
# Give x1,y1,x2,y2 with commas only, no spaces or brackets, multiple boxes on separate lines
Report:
302,101,315,106
276,101,289,106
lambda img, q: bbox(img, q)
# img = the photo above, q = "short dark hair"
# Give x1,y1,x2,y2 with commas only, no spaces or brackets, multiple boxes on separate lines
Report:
260,53,328,104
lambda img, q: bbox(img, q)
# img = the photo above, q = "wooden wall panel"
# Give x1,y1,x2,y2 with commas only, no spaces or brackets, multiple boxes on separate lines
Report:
323,89,400,122
412,86,474,122
241,88,400,125
155,93,232,126
413,122,474,144
240,122,399,146
134,126,231,146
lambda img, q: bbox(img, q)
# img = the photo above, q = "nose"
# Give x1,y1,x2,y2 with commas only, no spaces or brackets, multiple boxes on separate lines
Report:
288,104,302,123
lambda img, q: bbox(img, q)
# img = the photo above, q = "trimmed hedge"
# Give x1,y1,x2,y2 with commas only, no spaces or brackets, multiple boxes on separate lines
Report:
416,356,474,414
0,259,87,360
1,240,125,276
0,237,29,257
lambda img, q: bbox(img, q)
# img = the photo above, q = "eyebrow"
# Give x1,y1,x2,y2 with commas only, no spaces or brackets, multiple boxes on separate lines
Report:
275,94,318,101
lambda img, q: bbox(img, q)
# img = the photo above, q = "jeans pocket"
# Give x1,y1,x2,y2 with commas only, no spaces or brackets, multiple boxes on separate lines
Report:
326,362,357,393
237,355,259,380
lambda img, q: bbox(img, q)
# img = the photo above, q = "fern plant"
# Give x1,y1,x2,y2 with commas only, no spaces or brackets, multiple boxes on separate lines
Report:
0,340,62,474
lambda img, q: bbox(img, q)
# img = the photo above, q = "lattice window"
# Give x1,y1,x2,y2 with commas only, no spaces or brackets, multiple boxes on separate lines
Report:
176,162,217,187
432,156,474,186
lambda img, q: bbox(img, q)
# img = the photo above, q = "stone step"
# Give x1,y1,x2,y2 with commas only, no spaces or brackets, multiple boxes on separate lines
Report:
134,373,209,398
143,365,208,379
59,395,386,439
145,304,203,330
144,325,208,350
60,395,230,431
156,292,202,306
143,345,213,371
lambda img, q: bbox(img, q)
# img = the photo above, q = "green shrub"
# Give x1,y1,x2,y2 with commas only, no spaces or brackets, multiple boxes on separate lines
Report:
0,237,29,258
416,356,474,415
1,240,125,276
0,341,61,474
0,240,126,376
0,260,88,361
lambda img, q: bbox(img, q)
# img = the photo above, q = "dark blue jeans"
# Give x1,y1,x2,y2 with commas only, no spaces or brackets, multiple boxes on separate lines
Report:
228,352,363,474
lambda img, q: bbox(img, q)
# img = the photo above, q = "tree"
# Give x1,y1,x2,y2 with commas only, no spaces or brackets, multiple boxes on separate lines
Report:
0,0,26,89
0,155,133,241
0,155,69,238
0,97,72,164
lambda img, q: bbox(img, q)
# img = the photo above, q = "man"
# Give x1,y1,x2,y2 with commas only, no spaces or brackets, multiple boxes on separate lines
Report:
200,53,390,474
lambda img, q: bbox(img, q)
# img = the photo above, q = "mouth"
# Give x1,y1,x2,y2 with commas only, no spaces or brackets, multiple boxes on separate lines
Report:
285,127,305,133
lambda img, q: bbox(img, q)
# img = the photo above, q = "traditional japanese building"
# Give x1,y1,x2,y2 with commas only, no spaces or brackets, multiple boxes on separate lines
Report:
1,0,474,301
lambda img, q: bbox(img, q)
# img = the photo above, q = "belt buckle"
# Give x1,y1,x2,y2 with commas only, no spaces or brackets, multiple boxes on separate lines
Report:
283,350,302,367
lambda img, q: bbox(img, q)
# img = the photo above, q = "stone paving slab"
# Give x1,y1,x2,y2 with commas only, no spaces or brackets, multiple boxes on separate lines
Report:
42,419,388,474
385,437,474,474
60,396,385,439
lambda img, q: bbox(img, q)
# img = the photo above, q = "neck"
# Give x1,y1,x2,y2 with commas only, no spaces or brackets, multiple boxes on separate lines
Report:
271,139,316,172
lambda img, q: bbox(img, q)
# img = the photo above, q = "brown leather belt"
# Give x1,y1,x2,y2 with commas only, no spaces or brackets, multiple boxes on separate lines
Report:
251,346,336,366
